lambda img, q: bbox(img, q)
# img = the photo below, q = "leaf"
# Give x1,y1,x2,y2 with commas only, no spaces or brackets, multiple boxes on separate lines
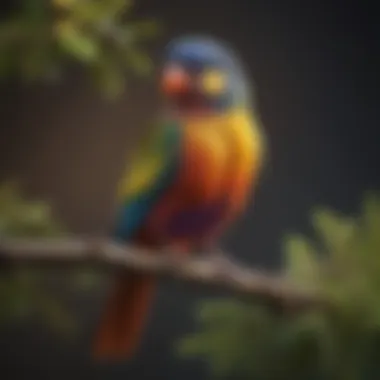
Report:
0,0,157,97
0,181,76,335
312,208,357,257
52,0,80,10
65,0,132,23
178,193,380,380
277,312,336,377
177,300,277,378
362,192,380,227
56,21,100,62
360,192,380,258
283,234,320,289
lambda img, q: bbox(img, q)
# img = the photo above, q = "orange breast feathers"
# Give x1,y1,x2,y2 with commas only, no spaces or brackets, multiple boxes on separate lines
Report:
179,110,265,215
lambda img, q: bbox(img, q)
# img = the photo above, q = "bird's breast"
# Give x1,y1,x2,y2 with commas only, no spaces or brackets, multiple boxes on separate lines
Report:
179,110,259,210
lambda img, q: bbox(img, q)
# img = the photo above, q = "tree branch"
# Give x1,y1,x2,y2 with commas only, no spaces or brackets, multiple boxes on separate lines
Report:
0,238,326,311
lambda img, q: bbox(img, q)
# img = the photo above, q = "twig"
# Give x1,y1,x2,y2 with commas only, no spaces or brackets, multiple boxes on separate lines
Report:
0,237,326,311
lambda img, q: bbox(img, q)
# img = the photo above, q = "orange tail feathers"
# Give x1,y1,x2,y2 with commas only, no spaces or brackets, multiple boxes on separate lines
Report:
92,272,156,360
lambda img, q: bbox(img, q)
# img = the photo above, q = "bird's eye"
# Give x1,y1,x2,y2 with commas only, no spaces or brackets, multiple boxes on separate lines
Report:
200,70,227,95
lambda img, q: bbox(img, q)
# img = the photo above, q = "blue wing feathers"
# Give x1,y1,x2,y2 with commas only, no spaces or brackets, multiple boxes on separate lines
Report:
113,161,177,241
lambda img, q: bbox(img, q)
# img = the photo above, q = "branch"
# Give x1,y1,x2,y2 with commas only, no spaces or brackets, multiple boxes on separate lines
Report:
0,237,326,311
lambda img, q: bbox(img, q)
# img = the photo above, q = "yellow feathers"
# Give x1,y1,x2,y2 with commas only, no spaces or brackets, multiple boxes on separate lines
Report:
116,109,266,205
117,128,169,201
181,108,265,206
228,109,266,179
184,108,265,178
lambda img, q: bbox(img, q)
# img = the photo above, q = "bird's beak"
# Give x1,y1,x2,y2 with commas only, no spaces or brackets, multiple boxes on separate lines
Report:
161,65,190,96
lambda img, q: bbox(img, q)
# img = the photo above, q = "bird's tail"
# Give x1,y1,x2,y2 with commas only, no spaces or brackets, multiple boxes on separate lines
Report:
92,271,156,360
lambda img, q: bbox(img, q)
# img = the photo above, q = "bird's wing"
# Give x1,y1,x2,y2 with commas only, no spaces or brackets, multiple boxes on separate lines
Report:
113,122,181,241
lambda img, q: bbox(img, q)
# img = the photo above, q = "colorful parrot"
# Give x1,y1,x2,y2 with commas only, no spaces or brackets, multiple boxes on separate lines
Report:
92,35,266,360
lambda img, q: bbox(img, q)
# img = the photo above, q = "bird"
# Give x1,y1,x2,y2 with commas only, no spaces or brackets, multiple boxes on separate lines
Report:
92,35,267,361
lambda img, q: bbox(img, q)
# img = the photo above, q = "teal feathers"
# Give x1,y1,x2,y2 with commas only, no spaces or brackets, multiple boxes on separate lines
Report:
113,122,181,241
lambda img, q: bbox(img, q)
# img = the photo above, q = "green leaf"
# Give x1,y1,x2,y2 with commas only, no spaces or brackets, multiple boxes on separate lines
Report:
360,193,380,257
284,234,320,289
362,192,380,226
56,22,100,62
178,193,380,380
312,208,357,257
277,311,336,377
177,300,277,378
65,0,132,23
0,181,75,335
0,0,157,96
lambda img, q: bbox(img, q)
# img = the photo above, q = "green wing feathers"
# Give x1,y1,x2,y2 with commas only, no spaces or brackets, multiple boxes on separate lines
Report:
117,124,178,202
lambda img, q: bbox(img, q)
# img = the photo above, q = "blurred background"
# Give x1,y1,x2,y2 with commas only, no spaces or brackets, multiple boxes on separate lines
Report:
0,1,379,379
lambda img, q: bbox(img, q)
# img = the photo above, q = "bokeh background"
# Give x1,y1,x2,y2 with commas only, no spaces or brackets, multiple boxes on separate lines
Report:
0,0,379,379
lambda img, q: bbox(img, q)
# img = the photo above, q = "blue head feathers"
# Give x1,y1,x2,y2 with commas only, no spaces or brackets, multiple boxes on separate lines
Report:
163,35,253,110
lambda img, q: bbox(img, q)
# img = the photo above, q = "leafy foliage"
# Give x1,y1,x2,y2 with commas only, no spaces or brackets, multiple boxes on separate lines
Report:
0,0,159,336
0,0,159,97
0,181,66,238
0,181,101,335
177,193,380,380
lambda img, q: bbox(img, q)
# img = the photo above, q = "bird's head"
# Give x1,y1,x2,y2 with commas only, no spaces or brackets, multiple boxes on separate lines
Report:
161,35,250,116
